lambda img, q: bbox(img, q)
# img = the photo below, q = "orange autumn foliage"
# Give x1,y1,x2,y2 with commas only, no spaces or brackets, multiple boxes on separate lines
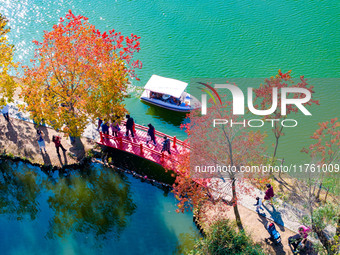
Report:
0,13,18,106
21,10,141,136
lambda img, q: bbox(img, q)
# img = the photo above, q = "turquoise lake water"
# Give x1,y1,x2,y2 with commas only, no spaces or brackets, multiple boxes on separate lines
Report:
0,1,339,253
0,161,198,255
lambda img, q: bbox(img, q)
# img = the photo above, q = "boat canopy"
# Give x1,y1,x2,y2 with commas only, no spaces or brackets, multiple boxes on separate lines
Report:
144,75,188,98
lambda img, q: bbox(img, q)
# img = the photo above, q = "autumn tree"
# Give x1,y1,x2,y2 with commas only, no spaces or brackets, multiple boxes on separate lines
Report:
302,118,339,199
22,10,142,137
253,70,319,161
0,13,17,105
173,98,266,231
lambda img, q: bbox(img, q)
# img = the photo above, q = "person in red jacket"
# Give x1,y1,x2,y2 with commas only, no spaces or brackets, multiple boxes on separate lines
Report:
52,135,67,156
264,183,274,205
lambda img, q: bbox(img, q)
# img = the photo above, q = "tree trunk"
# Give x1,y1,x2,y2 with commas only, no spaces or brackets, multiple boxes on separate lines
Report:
312,225,334,254
336,215,340,237
272,136,279,162
316,180,323,200
232,178,243,231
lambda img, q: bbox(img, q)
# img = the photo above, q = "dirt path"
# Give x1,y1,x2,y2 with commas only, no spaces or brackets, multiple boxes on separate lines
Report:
0,116,95,168
199,201,299,255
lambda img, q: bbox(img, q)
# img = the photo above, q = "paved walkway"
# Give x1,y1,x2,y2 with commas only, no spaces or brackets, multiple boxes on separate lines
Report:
208,178,305,234
199,201,298,254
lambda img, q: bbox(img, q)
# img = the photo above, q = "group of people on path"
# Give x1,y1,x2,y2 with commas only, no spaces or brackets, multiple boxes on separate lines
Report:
97,114,172,155
255,184,313,254
254,183,275,214
36,129,67,156
98,117,121,137
2,104,68,157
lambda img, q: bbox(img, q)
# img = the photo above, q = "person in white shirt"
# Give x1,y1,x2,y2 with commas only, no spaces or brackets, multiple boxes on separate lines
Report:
2,104,9,122
254,197,263,214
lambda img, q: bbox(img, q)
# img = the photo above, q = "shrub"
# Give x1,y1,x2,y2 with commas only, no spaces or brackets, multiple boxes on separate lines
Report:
190,219,265,255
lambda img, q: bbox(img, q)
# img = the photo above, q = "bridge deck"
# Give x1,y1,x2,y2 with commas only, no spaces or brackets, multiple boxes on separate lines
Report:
96,121,189,170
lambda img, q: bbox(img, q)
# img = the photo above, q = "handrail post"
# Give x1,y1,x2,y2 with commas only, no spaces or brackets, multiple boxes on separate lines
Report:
173,136,177,148
161,152,164,162
100,132,104,143
140,143,143,156
119,137,123,148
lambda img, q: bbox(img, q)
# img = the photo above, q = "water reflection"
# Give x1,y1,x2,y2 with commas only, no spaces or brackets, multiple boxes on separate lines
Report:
45,167,136,240
0,160,136,240
0,160,40,221
0,160,198,254
143,101,187,126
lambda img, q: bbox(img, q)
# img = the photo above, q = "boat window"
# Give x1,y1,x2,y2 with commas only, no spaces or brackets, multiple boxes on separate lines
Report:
162,94,170,100
150,92,162,100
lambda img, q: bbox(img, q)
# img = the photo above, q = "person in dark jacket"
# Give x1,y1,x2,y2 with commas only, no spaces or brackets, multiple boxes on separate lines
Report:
161,136,171,155
125,115,134,138
146,123,156,146
101,120,109,135
97,118,103,131
264,183,274,205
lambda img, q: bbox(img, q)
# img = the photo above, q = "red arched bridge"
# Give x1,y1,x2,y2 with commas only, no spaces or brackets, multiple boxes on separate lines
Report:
97,120,190,170
97,121,235,201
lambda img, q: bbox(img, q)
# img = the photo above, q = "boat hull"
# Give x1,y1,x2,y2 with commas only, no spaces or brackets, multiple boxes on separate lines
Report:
140,97,196,112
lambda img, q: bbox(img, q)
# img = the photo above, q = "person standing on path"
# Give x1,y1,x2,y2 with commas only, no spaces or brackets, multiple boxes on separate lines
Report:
125,115,134,138
288,225,311,254
264,183,274,205
254,197,263,214
2,104,10,122
97,118,103,131
146,123,156,146
52,135,67,156
37,129,47,153
161,136,171,155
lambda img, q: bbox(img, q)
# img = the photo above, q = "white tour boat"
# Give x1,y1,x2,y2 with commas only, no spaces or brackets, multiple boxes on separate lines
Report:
140,75,201,112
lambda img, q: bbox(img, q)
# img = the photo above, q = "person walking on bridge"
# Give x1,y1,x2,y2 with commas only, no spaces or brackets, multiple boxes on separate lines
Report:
146,123,156,146
125,115,135,138
161,136,171,155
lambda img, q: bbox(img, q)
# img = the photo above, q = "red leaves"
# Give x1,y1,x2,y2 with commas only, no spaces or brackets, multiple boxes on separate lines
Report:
29,10,142,80
32,40,40,45
302,118,340,165
278,69,291,80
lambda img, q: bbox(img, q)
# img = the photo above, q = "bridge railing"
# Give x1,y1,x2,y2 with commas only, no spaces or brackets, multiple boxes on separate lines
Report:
120,120,190,149
99,130,212,192
99,131,176,163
